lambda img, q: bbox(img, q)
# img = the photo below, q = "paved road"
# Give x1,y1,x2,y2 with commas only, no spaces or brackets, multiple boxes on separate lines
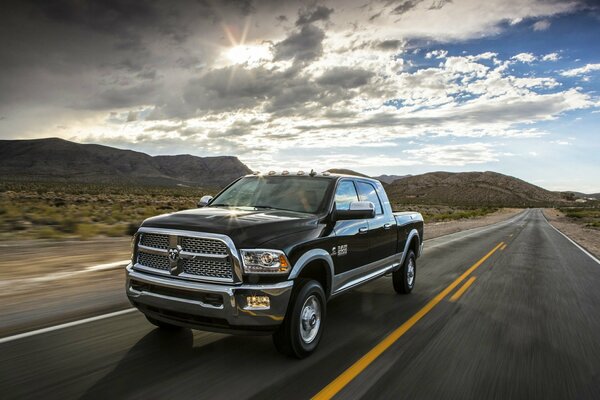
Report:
1,209,600,399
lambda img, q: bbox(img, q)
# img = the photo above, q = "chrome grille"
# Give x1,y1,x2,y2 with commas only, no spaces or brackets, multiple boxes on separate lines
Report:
138,252,169,271
135,230,235,282
181,237,228,255
182,258,233,280
140,233,169,249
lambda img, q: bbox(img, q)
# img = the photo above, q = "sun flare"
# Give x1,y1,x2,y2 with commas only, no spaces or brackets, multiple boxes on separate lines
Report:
225,44,271,66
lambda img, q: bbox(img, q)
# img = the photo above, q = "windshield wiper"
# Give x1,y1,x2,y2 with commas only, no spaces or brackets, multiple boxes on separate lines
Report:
251,205,275,210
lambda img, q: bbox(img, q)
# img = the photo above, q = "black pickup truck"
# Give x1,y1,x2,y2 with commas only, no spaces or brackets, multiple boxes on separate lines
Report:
126,171,423,357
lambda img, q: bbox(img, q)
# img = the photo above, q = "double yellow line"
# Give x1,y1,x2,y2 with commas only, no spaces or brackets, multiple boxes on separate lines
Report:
313,241,505,400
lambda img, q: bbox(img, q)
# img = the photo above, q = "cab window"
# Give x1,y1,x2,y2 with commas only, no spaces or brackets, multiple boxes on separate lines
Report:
334,180,359,210
356,181,383,215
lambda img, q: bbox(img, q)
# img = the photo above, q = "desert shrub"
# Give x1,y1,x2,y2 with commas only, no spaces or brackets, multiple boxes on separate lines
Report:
37,226,61,239
75,223,98,239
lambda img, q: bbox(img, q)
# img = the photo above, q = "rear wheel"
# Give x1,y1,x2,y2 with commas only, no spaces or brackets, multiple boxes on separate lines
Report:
145,315,183,330
393,250,416,294
273,280,326,358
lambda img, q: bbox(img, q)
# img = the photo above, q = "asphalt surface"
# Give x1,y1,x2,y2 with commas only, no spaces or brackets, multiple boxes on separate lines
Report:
1,209,600,399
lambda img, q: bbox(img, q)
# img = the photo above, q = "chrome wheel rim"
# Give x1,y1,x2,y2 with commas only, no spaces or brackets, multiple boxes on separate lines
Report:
299,294,321,344
407,259,415,287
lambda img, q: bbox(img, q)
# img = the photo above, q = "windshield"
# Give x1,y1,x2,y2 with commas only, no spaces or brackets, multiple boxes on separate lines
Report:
210,176,333,214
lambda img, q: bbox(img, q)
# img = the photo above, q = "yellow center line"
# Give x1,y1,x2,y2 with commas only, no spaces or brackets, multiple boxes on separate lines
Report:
312,241,505,400
500,244,507,250
449,276,477,302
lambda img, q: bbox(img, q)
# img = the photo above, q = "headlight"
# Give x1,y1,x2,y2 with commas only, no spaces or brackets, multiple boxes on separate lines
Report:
240,249,290,274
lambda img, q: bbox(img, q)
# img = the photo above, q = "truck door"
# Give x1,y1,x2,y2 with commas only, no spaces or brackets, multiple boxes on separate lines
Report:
355,181,397,264
332,180,370,274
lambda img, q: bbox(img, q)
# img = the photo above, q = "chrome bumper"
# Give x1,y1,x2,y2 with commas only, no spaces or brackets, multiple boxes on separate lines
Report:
126,264,293,333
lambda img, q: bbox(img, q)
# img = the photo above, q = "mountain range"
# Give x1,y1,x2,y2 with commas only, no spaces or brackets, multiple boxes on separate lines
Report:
0,138,590,206
383,171,568,206
0,138,251,187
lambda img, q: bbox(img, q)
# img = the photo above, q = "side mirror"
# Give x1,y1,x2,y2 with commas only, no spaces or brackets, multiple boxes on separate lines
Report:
334,201,376,220
197,195,214,208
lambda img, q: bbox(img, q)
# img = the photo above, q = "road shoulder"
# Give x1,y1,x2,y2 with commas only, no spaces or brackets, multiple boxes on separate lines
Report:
543,208,600,260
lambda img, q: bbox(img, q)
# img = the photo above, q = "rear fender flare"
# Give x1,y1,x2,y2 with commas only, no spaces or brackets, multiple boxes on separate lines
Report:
394,229,420,271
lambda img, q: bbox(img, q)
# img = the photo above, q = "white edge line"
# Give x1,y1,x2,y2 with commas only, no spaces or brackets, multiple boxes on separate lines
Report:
0,308,136,345
542,211,600,266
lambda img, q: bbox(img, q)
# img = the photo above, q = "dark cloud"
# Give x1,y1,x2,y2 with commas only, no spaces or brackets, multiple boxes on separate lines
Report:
316,67,374,88
375,39,403,50
369,11,383,21
296,5,334,26
126,111,137,122
273,24,325,63
429,0,452,10
82,81,161,110
391,0,423,15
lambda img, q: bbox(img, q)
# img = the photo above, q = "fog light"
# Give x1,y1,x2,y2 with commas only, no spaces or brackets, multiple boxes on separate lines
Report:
245,295,270,310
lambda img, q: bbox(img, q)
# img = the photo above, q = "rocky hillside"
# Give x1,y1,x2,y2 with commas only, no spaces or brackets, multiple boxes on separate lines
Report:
0,138,252,187
385,171,565,207
374,174,411,184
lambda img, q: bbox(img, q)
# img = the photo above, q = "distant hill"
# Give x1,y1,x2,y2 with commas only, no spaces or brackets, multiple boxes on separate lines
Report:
374,174,411,184
0,138,252,187
385,171,566,207
326,168,371,178
568,191,600,200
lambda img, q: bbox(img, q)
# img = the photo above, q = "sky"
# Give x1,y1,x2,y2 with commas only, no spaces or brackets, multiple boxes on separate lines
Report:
1,0,599,192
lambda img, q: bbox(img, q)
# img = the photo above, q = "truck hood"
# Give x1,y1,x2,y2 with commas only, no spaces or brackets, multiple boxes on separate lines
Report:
140,207,320,248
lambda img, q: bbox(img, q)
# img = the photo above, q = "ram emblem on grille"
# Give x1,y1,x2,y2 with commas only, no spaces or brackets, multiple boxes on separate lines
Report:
168,245,183,275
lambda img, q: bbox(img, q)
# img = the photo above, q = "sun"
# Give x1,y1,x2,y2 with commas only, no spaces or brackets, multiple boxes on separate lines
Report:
225,44,271,66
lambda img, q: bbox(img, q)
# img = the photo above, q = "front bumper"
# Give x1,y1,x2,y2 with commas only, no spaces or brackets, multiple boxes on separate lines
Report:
126,264,293,334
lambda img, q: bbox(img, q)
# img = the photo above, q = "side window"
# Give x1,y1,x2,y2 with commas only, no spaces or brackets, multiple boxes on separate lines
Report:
334,181,359,210
356,182,383,215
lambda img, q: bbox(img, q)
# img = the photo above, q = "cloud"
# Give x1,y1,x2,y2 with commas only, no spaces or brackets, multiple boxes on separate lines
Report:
273,24,325,63
316,67,374,88
428,0,453,11
296,5,334,26
512,52,536,63
560,63,600,77
391,0,424,15
532,19,551,31
542,52,560,61
403,143,500,166
375,39,403,50
425,49,448,59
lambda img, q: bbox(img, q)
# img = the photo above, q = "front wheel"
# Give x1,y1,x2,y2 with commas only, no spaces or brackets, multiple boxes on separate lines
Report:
273,280,326,359
393,250,416,294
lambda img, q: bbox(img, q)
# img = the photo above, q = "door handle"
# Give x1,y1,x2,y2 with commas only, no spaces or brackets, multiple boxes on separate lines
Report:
383,223,392,229
358,227,369,234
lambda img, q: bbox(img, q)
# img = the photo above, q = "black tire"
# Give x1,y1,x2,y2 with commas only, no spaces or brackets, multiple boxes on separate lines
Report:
393,250,416,294
145,315,183,330
273,280,326,359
